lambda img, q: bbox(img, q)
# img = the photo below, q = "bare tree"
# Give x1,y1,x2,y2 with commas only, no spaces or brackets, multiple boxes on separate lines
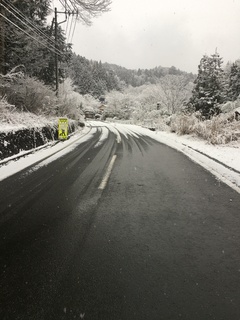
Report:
65,0,112,25
158,75,193,114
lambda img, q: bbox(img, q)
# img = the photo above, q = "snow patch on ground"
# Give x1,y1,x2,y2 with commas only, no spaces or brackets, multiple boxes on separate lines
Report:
0,126,93,181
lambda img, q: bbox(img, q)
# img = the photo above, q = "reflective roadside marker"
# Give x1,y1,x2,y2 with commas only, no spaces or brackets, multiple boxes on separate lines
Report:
58,118,68,140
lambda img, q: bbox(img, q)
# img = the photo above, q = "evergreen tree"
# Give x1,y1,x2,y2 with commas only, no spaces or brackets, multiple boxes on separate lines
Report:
227,62,240,101
189,51,226,118
3,0,71,85
68,54,122,97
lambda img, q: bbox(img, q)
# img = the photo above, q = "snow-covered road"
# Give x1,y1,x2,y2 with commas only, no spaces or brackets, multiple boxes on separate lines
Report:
1,121,240,194
1,121,240,320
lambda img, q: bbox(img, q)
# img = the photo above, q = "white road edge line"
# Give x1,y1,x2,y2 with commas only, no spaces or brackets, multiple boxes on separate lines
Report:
98,155,117,190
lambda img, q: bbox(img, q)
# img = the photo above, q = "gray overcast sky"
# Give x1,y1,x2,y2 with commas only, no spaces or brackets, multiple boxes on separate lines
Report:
52,0,240,73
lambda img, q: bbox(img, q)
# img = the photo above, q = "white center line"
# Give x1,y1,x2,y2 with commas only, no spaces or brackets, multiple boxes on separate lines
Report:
116,132,121,144
98,155,117,190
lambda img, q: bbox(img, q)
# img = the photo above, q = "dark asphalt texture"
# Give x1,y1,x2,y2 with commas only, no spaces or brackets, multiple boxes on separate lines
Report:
1,125,240,320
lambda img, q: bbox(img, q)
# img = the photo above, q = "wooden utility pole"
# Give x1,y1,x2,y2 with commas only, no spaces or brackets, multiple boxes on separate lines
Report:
0,1,5,74
54,7,59,95
54,6,78,96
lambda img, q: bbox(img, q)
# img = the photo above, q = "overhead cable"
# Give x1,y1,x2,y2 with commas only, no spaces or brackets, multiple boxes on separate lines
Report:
59,0,74,12
0,3,61,56
69,0,78,11
66,14,74,43
2,0,56,47
0,12,63,56
70,16,77,43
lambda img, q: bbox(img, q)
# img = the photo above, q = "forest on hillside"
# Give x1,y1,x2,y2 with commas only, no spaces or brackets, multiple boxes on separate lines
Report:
67,53,195,97
0,0,240,145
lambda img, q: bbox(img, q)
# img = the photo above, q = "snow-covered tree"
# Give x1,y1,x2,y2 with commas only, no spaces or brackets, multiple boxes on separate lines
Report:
2,0,71,85
104,76,194,121
158,75,194,114
104,90,131,119
68,54,121,97
189,51,226,118
227,61,240,101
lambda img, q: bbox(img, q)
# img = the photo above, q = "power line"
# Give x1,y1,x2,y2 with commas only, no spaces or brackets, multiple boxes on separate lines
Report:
0,12,63,56
2,0,78,47
2,0,54,41
2,0,56,47
59,0,73,12
65,12,70,36
1,0,78,94
66,14,74,43
0,1,74,56
0,4,60,56
69,16,77,43
69,0,78,11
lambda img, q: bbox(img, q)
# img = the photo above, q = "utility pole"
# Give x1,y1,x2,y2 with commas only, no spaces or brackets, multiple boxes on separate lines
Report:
54,7,59,95
54,6,78,96
0,1,5,74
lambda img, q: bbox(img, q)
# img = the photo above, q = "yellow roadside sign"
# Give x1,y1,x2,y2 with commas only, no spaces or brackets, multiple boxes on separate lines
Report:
58,118,68,140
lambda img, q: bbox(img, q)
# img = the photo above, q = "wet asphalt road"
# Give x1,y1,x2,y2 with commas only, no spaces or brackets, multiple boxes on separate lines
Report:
1,124,240,320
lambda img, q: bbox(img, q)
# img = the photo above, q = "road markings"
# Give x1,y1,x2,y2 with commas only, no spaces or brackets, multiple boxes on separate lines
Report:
116,132,121,144
98,155,117,190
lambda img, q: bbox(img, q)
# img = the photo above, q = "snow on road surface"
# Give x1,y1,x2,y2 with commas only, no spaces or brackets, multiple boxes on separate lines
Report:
0,126,94,181
1,121,240,194
92,121,240,194
94,126,109,148
139,125,240,194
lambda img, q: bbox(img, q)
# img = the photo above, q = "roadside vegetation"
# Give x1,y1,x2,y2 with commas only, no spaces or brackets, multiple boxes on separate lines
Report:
102,51,240,146
0,1,240,146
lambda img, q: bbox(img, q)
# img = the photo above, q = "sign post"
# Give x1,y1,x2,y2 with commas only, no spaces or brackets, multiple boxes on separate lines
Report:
58,118,68,140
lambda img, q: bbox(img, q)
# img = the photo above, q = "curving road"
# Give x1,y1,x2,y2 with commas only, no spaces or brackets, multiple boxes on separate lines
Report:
1,123,240,320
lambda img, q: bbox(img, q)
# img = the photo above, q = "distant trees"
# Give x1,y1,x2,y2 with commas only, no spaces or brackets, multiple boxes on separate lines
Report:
68,54,121,97
103,63,188,88
67,54,194,98
103,75,194,121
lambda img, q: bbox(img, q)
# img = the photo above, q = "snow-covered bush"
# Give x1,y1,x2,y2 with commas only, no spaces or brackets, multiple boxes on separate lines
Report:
194,114,240,144
220,100,240,113
0,97,16,119
58,79,99,119
170,111,240,144
57,78,82,119
0,70,99,120
22,77,57,115
0,69,57,115
170,114,197,135
0,102,56,130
